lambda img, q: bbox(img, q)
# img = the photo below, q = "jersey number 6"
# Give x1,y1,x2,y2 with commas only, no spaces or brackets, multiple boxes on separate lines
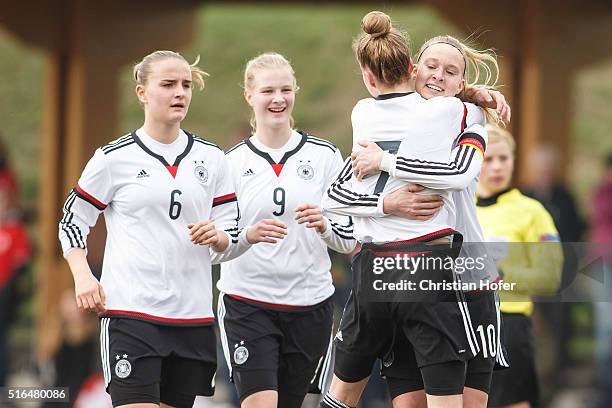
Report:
169,189,182,220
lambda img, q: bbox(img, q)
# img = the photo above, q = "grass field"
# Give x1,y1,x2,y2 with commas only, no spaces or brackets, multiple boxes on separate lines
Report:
0,3,611,213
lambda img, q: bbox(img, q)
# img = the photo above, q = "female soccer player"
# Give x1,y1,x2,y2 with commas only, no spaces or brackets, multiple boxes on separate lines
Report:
350,35,511,408
321,11,500,408
476,125,562,408
210,52,356,408
59,50,245,408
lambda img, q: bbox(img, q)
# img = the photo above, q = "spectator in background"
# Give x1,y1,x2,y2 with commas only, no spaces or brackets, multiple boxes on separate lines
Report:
44,289,102,407
0,137,17,192
591,153,612,408
524,143,585,261
591,153,612,261
524,143,586,389
0,187,31,386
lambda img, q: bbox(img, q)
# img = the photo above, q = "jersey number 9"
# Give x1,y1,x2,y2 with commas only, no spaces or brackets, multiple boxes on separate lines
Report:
273,187,286,216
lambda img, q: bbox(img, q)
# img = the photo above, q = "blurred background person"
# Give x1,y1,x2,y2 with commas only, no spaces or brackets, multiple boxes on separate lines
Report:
524,144,587,391
0,136,19,216
0,135,31,388
43,288,106,407
476,125,563,408
524,144,585,246
591,153,612,408
0,187,31,386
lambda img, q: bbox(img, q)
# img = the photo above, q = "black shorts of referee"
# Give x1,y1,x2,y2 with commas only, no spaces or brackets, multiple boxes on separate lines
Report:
218,293,334,408
382,290,510,399
488,313,539,407
333,234,481,396
100,317,216,408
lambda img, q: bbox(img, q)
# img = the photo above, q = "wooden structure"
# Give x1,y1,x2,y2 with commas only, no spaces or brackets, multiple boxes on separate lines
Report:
1,0,611,362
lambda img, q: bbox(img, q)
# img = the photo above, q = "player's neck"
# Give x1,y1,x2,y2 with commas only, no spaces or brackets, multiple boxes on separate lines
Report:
376,80,412,95
253,126,292,149
142,119,181,144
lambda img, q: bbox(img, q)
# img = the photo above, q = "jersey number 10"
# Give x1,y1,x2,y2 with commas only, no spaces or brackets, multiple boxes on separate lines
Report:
476,324,497,358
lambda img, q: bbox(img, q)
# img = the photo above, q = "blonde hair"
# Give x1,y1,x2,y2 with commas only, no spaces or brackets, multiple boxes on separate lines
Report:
133,50,208,91
243,52,298,131
486,124,515,153
353,11,412,86
417,35,500,123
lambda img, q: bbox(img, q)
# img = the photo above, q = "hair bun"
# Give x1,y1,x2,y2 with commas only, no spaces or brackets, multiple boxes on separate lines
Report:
362,11,391,39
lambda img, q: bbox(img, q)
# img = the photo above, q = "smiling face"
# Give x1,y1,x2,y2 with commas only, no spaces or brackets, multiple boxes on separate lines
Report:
414,43,465,99
480,141,515,194
245,67,296,131
136,57,193,125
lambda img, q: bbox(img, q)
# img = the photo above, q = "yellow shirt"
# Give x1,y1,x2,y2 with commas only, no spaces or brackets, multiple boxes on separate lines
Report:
476,188,563,315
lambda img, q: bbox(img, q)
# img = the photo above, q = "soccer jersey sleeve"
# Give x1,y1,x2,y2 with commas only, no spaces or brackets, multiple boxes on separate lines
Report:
58,149,113,256
321,156,386,218
319,149,357,253
499,203,563,295
380,102,487,191
208,153,249,262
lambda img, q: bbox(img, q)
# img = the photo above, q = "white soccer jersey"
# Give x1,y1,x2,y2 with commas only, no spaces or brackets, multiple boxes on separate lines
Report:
452,182,499,284
58,128,239,325
215,130,355,307
322,92,486,243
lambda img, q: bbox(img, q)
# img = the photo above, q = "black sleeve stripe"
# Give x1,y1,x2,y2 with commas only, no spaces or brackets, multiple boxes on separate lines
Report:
331,177,379,203
193,137,222,150
60,197,78,248
102,134,132,151
331,227,353,235
326,158,379,206
226,141,247,155
69,213,86,248
395,145,472,171
224,227,243,242
330,218,354,230
396,148,474,176
66,199,86,248
328,187,379,206
60,194,86,249
305,139,337,153
331,224,354,234
305,136,337,152
395,145,470,169
59,221,76,248
182,130,222,150
103,140,136,155
306,135,337,147
331,229,353,240
395,148,476,176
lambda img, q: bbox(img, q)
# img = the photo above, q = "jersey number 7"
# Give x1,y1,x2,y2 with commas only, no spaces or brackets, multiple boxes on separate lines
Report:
373,141,401,194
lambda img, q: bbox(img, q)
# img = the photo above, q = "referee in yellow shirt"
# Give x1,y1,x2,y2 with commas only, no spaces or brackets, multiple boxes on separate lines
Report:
476,125,563,408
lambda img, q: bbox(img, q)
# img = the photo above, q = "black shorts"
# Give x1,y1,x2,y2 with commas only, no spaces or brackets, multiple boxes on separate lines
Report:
382,290,510,397
218,294,334,406
488,313,539,407
99,318,216,407
334,238,480,384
